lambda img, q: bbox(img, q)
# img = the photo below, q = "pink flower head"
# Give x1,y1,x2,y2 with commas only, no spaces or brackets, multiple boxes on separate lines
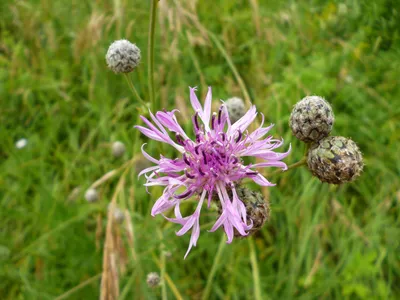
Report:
136,87,290,258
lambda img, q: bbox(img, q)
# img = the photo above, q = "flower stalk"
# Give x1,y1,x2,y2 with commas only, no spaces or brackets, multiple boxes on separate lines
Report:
123,74,147,108
148,0,158,111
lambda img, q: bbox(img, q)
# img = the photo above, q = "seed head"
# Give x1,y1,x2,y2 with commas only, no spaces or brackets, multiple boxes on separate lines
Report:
307,136,364,184
290,96,334,143
112,141,126,158
146,272,160,288
106,39,141,73
84,188,99,203
225,97,246,124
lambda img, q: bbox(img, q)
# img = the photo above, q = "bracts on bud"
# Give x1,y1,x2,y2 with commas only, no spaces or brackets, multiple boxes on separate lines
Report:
225,97,246,124
216,185,270,237
307,136,364,184
290,96,334,143
106,39,141,73
146,272,161,288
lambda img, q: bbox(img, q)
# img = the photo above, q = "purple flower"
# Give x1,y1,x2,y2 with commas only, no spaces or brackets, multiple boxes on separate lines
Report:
136,87,290,258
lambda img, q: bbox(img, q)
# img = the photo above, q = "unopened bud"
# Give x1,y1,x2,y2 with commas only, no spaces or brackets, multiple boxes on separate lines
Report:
215,185,270,237
290,96,334,143
84,188,99,203
146,272,160,288
225,97,246,124
112,141,126,158
234,186,270,237
307,136,364,184
108,204,125,223
106,39,141,73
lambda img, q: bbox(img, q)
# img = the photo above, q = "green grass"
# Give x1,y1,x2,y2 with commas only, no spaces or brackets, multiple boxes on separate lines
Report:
1,0,400,299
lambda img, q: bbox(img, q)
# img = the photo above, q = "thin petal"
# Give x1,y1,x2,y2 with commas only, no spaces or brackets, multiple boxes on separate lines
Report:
190,87,202,112
141,144,159,164
251,173,276,186
252,161,288,170
203,86,212,125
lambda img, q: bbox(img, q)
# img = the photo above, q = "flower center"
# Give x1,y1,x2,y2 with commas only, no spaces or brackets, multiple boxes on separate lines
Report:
177,131,243,192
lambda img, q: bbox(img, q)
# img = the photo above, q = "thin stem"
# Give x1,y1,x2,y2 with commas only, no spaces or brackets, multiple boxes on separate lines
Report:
153,255,184,300
207,31,252,107
268,157,307,177
268,143,310,176
124,73,147,107
249,237,263,300
201,235,226,300
157,229,168,300
287,157,307,171
55,273,102,300
148,0,158,111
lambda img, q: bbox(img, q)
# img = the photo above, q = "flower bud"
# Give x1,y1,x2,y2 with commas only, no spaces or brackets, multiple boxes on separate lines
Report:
108,204,125,223
234,186,270,237
84,188,99,203
225,97,246,124
146,272,160,288
15,138,28,149
215,185,270,237
112,141,126,158
307,136,364,184
106,39,141,73
290,96,334,143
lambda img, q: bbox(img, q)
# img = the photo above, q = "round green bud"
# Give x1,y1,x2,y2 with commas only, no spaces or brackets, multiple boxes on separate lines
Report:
290,96,334,143
307,136,364,184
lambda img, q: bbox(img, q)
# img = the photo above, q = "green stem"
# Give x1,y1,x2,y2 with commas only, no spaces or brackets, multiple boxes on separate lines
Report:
207,31,252,107
123,73,147,108
269,157,307,177
249,238,263,300
157,229,168,300
148,0,158,111
269,143,310,176
201,235,226,300
287,157,307,171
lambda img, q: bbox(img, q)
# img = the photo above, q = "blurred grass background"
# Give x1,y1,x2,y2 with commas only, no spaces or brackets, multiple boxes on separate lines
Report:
1,0,400,299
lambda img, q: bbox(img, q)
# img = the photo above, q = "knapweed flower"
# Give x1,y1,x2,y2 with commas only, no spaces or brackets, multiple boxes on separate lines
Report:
136,87,290,258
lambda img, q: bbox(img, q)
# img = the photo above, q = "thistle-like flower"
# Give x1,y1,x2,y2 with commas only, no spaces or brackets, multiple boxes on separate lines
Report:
136,87,290,258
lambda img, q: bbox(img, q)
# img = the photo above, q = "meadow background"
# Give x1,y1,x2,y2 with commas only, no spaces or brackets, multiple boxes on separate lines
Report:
1,0,400,299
